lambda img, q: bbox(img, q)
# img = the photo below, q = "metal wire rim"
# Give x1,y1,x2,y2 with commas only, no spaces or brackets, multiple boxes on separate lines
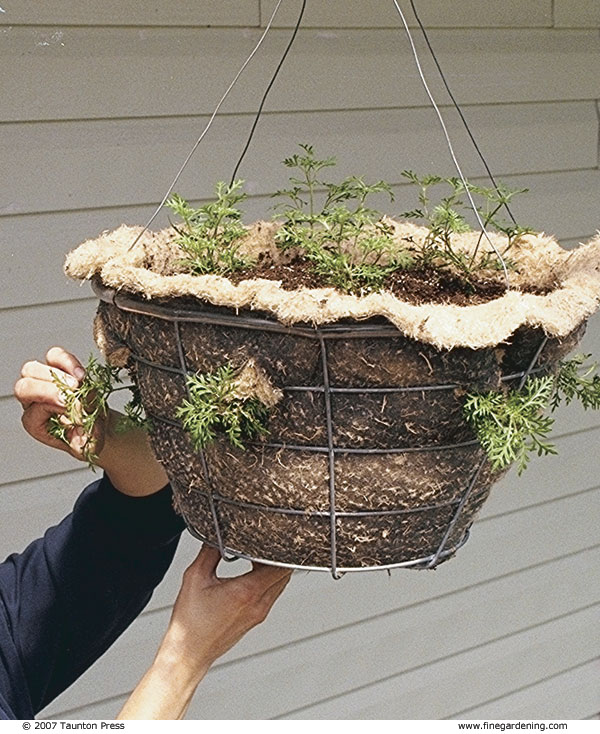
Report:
93,277,428,339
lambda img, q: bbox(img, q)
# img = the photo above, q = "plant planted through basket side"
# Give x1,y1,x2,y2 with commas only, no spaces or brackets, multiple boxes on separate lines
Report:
47,356,149,467
47,351,600,476
464,353,600,474
175,363,272,450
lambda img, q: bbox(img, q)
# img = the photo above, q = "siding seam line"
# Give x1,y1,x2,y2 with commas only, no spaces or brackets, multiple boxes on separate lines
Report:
0,97,596,127
447,656,600,719
270,601,600,719
139,543,600,648
3,168,599,221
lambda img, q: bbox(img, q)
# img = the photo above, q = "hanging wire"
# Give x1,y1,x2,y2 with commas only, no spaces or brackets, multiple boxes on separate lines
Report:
408,0,516,225
390,0,510,285
230,0,308,184
127,0,287,251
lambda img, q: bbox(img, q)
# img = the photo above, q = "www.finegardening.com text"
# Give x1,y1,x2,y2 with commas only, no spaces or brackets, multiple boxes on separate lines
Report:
458,722,568,731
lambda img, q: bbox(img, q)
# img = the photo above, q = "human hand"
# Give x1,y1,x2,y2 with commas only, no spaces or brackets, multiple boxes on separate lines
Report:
160,545,292,678
118,545,292,719
14,346,102,462
14,345,168,495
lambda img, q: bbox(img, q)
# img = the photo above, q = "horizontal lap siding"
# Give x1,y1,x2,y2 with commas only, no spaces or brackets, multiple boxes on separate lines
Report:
453,660,600,720
277,605,600,720
554,2,600,28
4,103,598,216
2,0,599,721
0,2,260,27
259,1,554,29
0,1,555,30
2,29,600,122
44,540,600,718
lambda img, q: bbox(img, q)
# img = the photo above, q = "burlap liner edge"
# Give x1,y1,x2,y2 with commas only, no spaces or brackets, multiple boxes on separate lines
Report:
65,224,600,350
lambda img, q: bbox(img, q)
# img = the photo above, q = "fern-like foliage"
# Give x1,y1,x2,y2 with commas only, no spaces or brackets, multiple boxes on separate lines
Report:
464,354,600,475
400,170,531,276
47,355,149,467
176,365,270,451
463,375,557,475
273,144,413,294
166,182,251,275
551,353,600,410
47,356,121,467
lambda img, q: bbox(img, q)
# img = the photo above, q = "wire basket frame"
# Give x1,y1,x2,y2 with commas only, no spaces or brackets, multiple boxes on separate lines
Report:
93,279,548,578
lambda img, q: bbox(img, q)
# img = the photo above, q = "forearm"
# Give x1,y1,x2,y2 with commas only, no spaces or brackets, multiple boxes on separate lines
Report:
117,645,208,720
3,477,184,714
96,410,168,497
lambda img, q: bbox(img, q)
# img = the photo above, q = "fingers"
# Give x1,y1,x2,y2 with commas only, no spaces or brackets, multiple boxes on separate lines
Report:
15,349,85,410
248,571,291,626
259,570,292,606
14,376,67,410
188,545,293,597
247,561,293,588
20,360,77,386
232,562,292,613
45,347,85,381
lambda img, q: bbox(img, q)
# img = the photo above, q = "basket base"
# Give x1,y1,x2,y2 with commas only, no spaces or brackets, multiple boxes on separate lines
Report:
185,525,471,579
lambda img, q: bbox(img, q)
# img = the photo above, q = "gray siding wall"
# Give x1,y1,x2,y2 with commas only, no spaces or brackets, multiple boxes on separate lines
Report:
2,0,599,720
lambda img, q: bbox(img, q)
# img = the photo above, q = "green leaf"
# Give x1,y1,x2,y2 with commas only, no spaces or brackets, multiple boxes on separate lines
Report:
272,144,409,293
399,170,530,276
464,376,557,475
176,365,271,450
465,355,600,475
552,354,600,410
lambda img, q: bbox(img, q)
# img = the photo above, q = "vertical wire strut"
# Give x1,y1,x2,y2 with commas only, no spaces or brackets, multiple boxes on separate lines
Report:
408,0,516,224
389,0,510,285
173,320,232,560
127,0,287,251
230,0,308,184
426,335,550,568
319,333,341,580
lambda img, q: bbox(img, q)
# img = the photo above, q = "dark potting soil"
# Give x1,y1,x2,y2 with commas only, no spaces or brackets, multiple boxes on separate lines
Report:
95,295,584,571
227,255,551,306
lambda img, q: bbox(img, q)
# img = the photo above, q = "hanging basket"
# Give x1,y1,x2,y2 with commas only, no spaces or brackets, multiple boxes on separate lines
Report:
66,225,600,576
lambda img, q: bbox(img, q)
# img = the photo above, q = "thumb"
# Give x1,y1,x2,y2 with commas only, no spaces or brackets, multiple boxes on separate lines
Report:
190,544,222,578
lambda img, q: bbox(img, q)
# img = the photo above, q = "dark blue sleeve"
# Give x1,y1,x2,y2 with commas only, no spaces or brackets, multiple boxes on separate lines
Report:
0,475,185,716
